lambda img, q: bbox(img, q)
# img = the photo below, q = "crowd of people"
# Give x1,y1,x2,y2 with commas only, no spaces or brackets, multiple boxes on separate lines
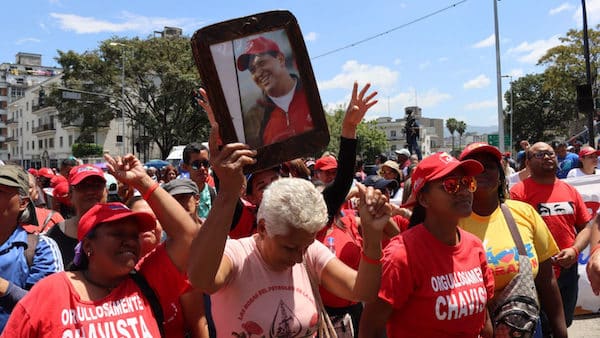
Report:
1,80,600,337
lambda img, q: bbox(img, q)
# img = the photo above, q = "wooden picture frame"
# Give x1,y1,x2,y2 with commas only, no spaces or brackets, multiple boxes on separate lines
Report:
191,10,329,173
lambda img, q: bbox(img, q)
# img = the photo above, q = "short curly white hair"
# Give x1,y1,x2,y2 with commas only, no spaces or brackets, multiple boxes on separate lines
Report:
257,177,328,237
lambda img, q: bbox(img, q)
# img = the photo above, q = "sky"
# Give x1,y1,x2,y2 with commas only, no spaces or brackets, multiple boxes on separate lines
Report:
2,0,599,130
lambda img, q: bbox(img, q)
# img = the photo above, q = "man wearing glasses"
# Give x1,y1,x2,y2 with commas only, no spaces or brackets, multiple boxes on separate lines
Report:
181,142,216,221
510,142,593,334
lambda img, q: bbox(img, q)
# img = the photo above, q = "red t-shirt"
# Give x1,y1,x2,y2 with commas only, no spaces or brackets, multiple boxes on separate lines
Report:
2,244,188,337
317,210,363,308
229,198,258,239
379,225,494,338
262,88,314,145
510,178,592,250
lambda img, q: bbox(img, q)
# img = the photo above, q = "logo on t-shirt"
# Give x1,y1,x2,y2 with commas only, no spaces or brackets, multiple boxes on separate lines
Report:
537,201,575,217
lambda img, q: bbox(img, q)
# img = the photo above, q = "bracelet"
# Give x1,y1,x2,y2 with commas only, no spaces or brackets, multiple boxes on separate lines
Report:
571,246,580,259
142,182,160,201
361,250,382,265
590,244,600,258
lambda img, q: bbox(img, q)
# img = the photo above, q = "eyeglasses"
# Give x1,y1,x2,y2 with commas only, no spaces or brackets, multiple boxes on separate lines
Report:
441,176,477,195
190,159,210,170
532,151,555,159
73,181,106,191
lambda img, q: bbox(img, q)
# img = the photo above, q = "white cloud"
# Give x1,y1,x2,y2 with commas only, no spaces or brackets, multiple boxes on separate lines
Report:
318,60,399,91
419,61,430,70
473,34,495,48
50,11,201,34
464,100,496,110
304,32,318,42
463,74,490,89
550,3,574,15
393,58,402,65
507,35,562,63
16,38,41,45
574,0,600,25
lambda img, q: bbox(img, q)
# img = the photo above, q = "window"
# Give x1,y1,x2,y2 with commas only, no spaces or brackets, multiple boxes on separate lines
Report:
26,142,29,150
390,130,396,137
44,139,48,148
26,102,29,111
49,138,54,148
68,135,73,146
116,135,123,142
26,121,29,131
32,141,35,150
38,140,43,149
59,136,63,148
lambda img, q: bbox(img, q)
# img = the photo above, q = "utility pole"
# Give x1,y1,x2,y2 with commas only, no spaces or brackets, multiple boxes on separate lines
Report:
502,75,514,154
110,42,128,156
581,0,595,146
493,0,505,152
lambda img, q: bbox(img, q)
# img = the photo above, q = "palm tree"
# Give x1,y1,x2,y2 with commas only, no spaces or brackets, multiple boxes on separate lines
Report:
456,121,467,150
446,118,458,150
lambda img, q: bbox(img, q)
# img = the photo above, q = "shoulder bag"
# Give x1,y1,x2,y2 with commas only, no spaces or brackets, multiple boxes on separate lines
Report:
489,204,540,338
303,258,337,338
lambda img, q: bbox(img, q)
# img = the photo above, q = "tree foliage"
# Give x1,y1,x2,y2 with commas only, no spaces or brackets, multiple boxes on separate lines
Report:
46,36,208,158
446,118,458,150
325,107,388,163
456,120,467,149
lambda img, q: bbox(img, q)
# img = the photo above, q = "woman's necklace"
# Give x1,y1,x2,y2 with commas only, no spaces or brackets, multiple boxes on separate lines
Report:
82,270,116,293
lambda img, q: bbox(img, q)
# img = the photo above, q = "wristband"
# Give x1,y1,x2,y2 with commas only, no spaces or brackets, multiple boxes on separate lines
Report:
571,246,580,259
142,182,160,201
361,250,382,265
591,244,600,258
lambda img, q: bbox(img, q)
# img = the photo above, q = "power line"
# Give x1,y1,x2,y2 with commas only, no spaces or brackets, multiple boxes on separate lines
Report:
311,0,468,60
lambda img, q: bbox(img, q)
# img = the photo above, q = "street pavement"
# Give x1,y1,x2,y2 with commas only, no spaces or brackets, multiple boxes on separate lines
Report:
568,315,600,337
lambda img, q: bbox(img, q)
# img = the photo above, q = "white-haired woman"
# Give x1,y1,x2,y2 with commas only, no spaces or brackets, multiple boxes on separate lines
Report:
188,121,390,337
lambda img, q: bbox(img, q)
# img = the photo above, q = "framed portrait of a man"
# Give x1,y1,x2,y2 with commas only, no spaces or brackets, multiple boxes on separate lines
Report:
191,10,329,173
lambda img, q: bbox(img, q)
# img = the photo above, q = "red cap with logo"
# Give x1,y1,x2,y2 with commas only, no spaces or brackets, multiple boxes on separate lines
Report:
38,167,55,179
68,165,106,186
78,202,156,241
236,36,282,71
50,175,68,188
27,168,38,177
53,181,72,207
315,156,338,171
402,152,483,208
578,146,600,158
459,142,503,162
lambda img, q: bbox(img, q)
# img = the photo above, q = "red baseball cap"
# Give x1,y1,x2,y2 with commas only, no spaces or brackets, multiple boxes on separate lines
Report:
38,167,55,179
27,168,38,177
459,142,503,162
236,36,282,71
53,181,72,207
403,152,483,208
579,146,600,158
69,165,106,186
50,175,68,188
78,202,156,241
315,156,338,171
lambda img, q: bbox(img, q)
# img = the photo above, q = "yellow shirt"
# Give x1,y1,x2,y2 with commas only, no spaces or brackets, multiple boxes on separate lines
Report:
459,199,559,291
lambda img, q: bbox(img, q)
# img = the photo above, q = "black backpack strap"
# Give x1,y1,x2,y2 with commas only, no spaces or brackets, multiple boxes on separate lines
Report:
209,185,216,203
129,270,165,338
25,233,39,268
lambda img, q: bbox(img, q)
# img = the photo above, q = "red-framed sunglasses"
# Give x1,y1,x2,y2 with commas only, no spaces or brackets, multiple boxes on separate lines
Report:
441,176,477,194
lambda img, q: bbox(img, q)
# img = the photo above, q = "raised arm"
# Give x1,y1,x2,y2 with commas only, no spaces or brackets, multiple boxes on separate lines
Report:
323,82,377,219
188,89,256,293
104,153,197,272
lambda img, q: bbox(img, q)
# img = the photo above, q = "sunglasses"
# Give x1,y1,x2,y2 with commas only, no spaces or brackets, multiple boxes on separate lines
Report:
190,159,210,170
441,176,477,195
531,151,555,159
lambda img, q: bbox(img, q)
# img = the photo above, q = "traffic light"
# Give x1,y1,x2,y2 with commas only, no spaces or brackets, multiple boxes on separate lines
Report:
38,88,46,106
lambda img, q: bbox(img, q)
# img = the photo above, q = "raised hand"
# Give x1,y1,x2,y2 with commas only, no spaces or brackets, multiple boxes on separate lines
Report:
342,82,378,132
357,183,391,236
104,153,148,188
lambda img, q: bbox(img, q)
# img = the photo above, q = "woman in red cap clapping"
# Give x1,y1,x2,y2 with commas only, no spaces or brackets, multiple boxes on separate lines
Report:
360,152,495,338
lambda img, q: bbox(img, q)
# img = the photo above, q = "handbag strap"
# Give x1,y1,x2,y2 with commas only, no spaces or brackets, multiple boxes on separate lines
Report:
303,258,326,315
500,203,527,256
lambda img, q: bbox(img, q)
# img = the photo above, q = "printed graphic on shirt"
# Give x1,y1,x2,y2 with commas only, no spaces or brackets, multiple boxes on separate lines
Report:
431,267,487,321
537,201,574,217
232,285,318,338
484,242,538,276
59,294,154,338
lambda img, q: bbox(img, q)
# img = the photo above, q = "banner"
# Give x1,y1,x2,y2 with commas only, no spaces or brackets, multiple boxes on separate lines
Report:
563,175,600,315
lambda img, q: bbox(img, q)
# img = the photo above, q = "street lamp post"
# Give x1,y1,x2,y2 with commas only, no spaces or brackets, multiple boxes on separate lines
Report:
493,0,505,152
502,75,514,155
109,42,127,156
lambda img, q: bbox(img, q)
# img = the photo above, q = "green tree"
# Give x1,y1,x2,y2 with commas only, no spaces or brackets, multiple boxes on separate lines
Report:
456,120,467,150
507,73,570,143
46,36,208,159
446,118,458,150
325,107,388,163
